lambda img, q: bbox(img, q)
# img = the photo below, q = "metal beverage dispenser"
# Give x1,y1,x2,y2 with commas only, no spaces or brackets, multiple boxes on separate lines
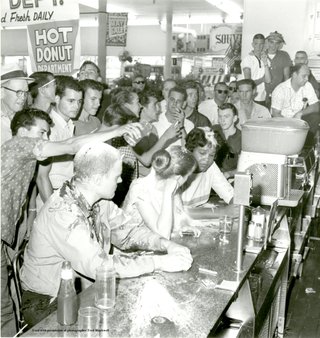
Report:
237,118,309,206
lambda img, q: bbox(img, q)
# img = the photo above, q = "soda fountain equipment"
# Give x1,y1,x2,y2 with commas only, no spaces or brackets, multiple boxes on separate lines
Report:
237,118,309,206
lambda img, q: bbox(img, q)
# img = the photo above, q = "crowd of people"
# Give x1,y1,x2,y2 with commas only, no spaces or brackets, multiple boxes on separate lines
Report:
1,30,319,336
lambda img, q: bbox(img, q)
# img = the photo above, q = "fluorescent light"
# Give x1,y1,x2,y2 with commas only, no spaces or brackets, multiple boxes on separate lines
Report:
206,0,242,16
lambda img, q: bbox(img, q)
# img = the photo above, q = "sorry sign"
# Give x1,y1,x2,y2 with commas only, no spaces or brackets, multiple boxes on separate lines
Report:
1,0,80,74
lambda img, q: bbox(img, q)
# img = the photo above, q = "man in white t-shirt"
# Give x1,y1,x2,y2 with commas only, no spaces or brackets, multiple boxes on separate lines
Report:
198,82,228,125
241,33,271,105
271,64,319,119
36,76,83,206
153,86,194,147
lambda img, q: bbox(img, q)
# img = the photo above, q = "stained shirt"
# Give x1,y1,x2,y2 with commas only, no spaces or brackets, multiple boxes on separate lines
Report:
21,180,164,297
122,169,187,234
1,137,47,246
181,162,234,207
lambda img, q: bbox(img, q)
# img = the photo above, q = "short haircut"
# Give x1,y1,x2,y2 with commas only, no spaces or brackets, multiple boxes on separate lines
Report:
29,72,55,99
237,78,257,90
79,79,104,94
291,63,308,75
102,103,138,126
295,50,308,58
112,88,136,106
219,102,238,116
55,75,83,98
11,107,52,136
214,82,228,90
253,33,265,40
139,89,161,107
168,86,187,100
162,78,176,87
80,61,101,77
132,74,145,81
73,142,121,181
151,146,196,179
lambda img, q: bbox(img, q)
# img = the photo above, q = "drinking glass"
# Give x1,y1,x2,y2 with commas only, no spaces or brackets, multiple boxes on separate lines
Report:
219,216,233,244
94,265,116,310
78,306,100,336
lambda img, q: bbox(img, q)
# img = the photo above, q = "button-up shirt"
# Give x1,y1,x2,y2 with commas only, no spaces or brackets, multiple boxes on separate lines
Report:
271,79,318,118
1,137,47,246
1,101,14,145
21,180,164,297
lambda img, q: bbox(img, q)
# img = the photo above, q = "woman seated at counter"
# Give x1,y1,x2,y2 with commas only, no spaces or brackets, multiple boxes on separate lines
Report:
181,127,238,218
123,146,201,239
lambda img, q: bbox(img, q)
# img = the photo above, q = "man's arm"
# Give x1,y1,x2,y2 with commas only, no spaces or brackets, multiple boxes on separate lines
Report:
36,161,53,203
294,101,320,119
39,123,143,158
133,124,179,167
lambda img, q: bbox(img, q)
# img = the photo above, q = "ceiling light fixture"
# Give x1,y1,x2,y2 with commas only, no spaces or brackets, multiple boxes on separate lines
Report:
205,0,242,17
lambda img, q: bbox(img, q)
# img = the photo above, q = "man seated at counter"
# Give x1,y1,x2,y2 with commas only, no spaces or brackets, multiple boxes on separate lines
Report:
20,142,193,328
181,127,237,217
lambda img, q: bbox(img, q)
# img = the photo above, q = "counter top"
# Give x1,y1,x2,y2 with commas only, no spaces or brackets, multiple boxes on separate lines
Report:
23,223,260,338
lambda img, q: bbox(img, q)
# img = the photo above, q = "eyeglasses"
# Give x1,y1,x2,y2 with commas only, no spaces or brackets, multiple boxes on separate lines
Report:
215,89,228,95
2,86,28,98
133,81,145,85
229,87,237,92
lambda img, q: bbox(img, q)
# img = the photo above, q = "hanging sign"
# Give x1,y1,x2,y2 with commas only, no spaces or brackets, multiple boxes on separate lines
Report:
209,24,242,55
106,12,128,46
1,0,80,75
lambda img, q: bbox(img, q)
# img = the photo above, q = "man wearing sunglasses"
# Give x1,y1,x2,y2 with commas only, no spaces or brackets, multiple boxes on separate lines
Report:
1,64,34,144
132,74,146,93
198,82,228,125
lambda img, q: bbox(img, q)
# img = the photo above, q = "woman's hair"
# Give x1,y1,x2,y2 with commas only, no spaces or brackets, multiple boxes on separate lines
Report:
112,88,136,105
102,102,139,126
185,127,210,152
151,146,196,179
103,88,140,126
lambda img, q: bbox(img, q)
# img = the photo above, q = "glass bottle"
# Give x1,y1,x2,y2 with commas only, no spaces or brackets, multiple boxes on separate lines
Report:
95,256,116,310
254,223,263,242
57,261,78,325
251,206,266,240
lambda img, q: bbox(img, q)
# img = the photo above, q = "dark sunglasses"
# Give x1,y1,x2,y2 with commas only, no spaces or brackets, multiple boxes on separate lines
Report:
133,81,145,85
215,89,228,94
229,87,237,92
